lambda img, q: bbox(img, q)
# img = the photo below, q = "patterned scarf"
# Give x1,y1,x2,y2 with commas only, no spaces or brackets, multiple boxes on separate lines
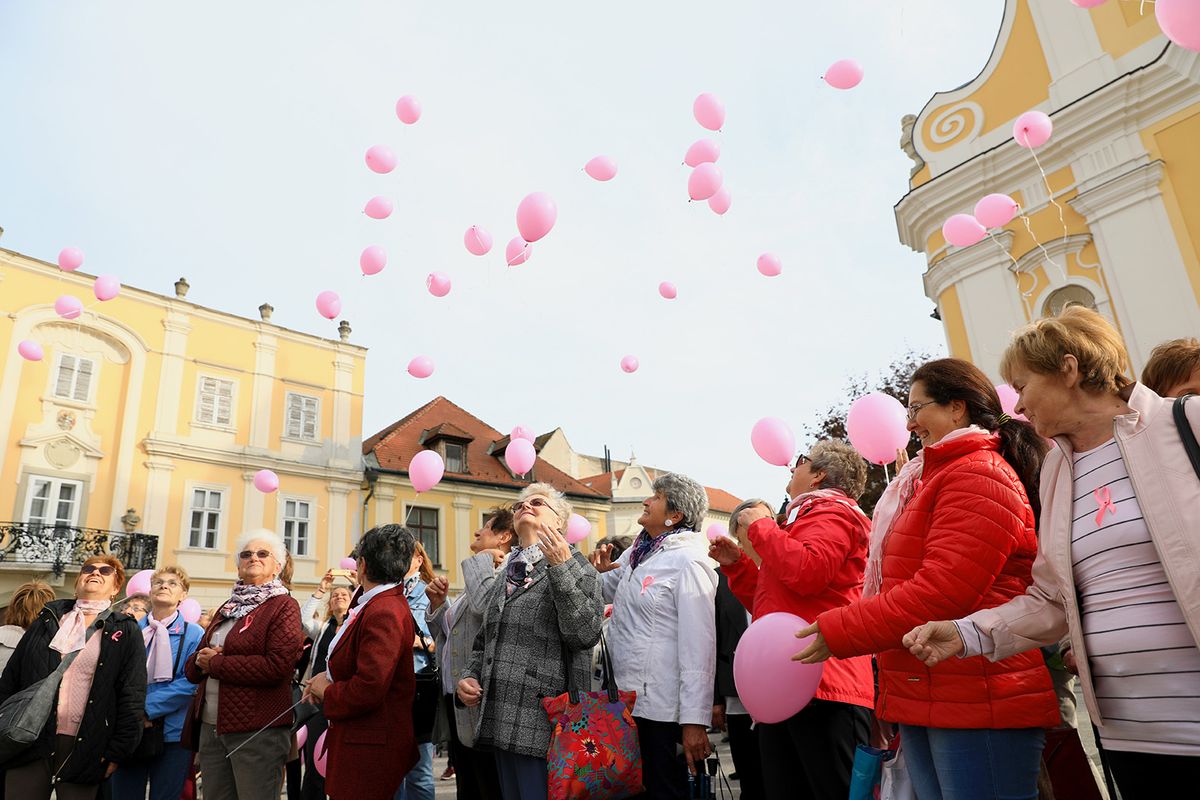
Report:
49,599,111,655
628,529,675,572
505,543,544,596
218,579,288,620
142,611,177,683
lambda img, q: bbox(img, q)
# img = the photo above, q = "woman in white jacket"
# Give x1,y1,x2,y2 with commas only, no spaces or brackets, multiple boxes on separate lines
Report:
590,473,719,799
298,572,352,800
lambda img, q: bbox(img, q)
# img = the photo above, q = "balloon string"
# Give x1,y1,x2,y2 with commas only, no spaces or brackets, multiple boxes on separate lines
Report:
986,230,1035,318
1027,146,1070,283
883,463,890,484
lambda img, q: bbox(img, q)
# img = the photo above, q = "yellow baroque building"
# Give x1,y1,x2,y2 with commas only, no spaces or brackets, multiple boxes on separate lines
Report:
896,0,1200,377
0,247,366,609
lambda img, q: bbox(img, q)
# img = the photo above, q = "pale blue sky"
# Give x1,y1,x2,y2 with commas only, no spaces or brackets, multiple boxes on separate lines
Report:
0,1,1004,499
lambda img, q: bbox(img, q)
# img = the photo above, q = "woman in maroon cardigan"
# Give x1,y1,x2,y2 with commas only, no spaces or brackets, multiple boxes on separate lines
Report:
183,530,302,800
303,524,418,800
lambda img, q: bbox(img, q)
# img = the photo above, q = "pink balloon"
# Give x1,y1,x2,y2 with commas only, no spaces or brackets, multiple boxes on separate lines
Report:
364,196,393,219
1157,0,1200,51
733,612,824,723
505,438,537,475
179,598,202,624
688,163,723,201
365,145,397,174
658,281,677,300
756,253,782,277
409,449,445,493
316,291,342,320
426,272,451,297
693,93,725,131
620,355,639,374
708,186,732,215
846,393,910,465
684,138,720,167
395,95,422,124
464,225,493,256
750,417,795,467
823,58,864,90
1070,0,1107,6
295,725,308,750
55,295,83,320
339,557,357,570
995,384,1029,421
566,514,591,545
58,247,84,272
516,192,557,242
942,214,986,248
254,469,280,493
1013,110,1053,149
126,569,154,597
93,275,120,302
706,523,729,542
974,194,1019,228
314,730,329,777
17,340,44,361
584,156,617,181
360,245,387,276
407,356,435,379
505,237,532,267
511,425,535,443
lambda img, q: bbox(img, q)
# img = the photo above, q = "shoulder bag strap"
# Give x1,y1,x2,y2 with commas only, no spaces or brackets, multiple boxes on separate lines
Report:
410,612,436,671
1173,395,1200,482
599,632,619,703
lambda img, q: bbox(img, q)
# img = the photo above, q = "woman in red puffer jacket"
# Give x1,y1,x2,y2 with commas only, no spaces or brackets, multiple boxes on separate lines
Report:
795,359,1060,800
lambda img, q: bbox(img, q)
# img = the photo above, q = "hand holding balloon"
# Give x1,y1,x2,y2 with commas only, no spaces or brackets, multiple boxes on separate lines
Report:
707,537,743,567
792,621,832,664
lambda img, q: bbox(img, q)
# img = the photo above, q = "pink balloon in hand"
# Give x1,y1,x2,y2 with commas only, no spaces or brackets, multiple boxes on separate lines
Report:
464,225,493,256
505,237,532,267
409,450,445,493
340,557,357,570
17,340,44,361
658,282,677,300
316,291,342,319
1013,111,1053,149
426,272,451,297
823,59,864,89
757,253,782,277
365,145,397,174
974,194,1019,228
253,469,279,493
314,731,329,777
296,725,308,750
693,93,725,131
708,186,732,215
516,193,557,242
408,356,435,379
688,163,723,201
566,514,591,545
684,138,720,167
1156,0,1200,51
846,393,910,465
584,156,618,181
734,613,824,723
504,438,536,475
364,196,393,219
751,417,795,467
58,247,84,272
620,355,639,374
395,95,422,124
55,295,83,320
942,214,986,248
706,523,729,542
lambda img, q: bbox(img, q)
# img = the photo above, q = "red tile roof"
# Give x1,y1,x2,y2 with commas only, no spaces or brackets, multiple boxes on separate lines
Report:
577,468,742,513
364,397,606,500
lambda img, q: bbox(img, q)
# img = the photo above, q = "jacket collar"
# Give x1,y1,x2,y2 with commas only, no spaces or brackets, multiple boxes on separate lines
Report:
1049,382,1160,460
919,429,999,481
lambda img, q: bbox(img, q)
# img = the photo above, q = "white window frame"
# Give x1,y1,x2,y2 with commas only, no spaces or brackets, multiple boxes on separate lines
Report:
184,484,227,550
23,475,85,528
194,374,237,429
403,503,442,568
280,495,314,557
51,353,97,405
283,392,321,442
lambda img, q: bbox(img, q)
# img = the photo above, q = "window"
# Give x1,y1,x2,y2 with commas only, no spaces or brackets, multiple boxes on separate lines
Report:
24,476,84,528
283,499,311,556
1043,285,1097,318
188,488,223,548
285,393,319,441
196,377,234,426
444,441,466,473
406,506,440,566
53,355,95,403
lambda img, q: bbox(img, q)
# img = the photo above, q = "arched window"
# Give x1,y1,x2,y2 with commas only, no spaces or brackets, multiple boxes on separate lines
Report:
1042,285,1097,318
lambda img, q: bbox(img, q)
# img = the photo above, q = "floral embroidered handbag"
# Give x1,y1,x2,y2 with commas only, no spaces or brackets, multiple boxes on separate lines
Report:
542,633,641,800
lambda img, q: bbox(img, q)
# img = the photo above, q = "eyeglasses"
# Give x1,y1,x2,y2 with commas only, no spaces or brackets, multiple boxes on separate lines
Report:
81,564,116,576
512,497,552,514
906,400,938,421
151,578,182,589
793,454,811,468
239,549,274,561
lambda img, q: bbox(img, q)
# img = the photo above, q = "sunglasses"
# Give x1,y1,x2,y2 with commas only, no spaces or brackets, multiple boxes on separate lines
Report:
81,564,116,576
512,497,552,514
793,454,811,468
238,549,274,561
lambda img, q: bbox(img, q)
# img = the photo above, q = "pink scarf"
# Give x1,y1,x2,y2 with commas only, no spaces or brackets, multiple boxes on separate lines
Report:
784,488,870,527
142,613,176,683
863,425,989,598
49,599,111,655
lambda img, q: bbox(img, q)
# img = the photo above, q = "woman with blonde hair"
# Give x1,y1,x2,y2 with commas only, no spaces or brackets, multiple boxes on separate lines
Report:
906,306,1200,798
0,580,56,674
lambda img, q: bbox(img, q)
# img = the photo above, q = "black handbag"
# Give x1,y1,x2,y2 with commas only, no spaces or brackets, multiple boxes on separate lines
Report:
127,621,188,763
412,614,439,744
1173,395,1200,481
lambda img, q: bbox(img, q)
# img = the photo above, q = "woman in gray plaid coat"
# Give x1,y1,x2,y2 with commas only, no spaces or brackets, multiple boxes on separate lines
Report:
458,483,604,800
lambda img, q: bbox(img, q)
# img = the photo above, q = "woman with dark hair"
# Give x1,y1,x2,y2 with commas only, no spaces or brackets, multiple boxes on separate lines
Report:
793,358,1060,800
304,524,419,800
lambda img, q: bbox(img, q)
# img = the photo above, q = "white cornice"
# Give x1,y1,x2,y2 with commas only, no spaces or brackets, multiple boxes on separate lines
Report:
1068,160,1166,223
1009,233,1092,275
924,231,1016,300
141,435,363,482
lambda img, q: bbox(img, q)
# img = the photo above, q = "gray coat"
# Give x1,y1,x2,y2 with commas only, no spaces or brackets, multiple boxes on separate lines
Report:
465,549,603,758
427,551,497,746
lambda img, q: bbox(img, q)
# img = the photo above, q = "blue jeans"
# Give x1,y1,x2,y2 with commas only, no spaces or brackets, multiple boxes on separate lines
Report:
395,742,435,800
110,743,194,800
899,725,1045,800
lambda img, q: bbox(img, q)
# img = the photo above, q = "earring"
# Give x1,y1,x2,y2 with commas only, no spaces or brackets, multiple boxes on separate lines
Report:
665,519,674,527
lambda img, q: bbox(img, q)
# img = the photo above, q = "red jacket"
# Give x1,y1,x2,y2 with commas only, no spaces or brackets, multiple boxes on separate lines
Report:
819,432,1060,729
322,585,418,800
183,593,303,745
723,495,874,709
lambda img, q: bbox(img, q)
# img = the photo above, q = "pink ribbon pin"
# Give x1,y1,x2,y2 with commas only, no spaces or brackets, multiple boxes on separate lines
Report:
640,576,655,595
239,614,255,634
111,630,123,642
1094,486,1116,526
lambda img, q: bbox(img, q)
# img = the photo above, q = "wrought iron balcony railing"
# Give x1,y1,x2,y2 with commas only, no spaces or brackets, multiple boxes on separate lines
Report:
0,522,159,577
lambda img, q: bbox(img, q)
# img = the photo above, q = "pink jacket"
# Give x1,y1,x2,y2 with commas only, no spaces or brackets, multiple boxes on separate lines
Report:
969,384,1200,726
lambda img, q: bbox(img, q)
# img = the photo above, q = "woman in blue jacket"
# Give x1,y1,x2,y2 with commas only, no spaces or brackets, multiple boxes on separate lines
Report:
112,566,204,800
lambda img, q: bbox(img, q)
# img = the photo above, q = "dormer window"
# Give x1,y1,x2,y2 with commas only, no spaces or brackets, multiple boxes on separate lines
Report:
444,441,466,473
418,423,474,474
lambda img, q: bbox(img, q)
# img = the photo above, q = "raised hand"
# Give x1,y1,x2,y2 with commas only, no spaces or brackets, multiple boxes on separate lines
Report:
589,543,618,573
537,522,571,566
708,536,743,567
425,576,449,610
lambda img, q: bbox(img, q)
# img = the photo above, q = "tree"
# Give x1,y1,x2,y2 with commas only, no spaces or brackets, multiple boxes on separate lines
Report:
803,349,935,516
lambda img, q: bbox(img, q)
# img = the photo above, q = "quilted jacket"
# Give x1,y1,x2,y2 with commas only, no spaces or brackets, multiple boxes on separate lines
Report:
182,593,302,745
819,432,1060,729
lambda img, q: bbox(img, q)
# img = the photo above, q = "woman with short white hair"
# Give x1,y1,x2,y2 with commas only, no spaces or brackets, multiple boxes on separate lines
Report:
183,529,303,800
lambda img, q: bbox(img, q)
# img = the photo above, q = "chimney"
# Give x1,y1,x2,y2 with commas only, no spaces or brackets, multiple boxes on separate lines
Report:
338,320,352,341
259,303,274,322
174,277,190,298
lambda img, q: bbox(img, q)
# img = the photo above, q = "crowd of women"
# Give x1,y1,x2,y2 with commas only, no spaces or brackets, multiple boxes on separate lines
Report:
0,310,1195,800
